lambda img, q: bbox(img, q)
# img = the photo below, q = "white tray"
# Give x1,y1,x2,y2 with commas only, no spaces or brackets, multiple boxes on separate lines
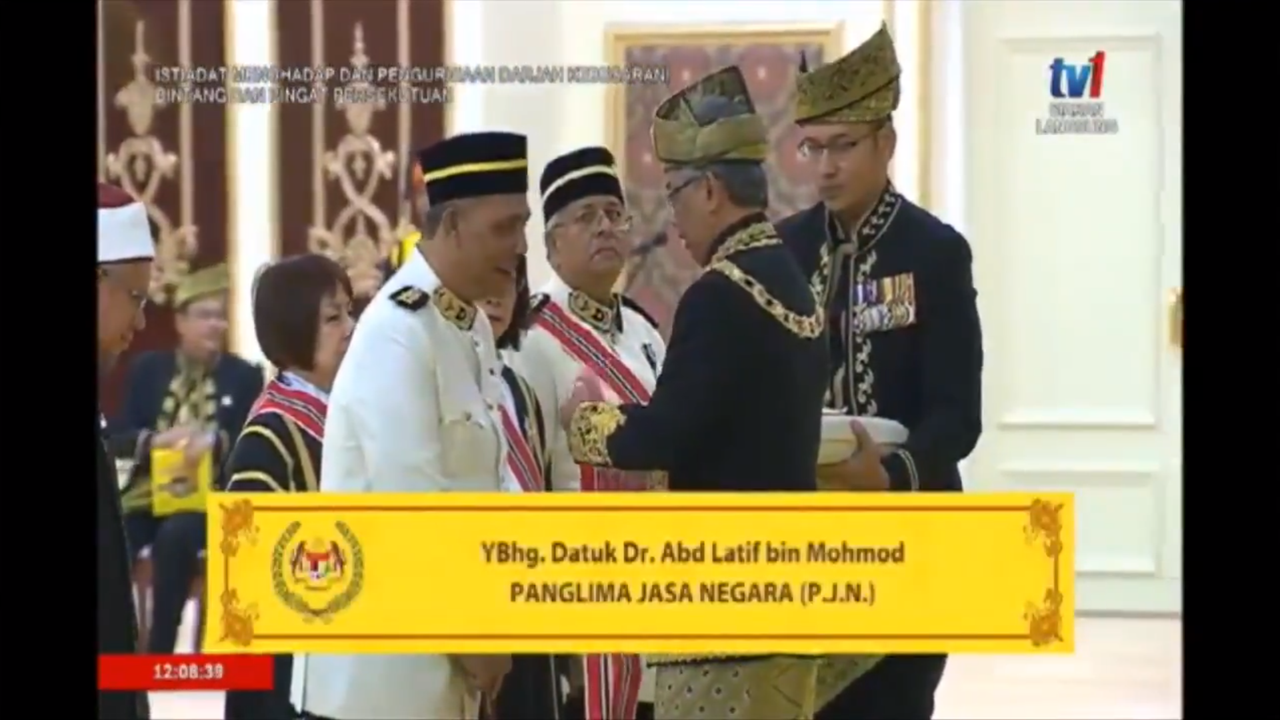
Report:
818,414,909,465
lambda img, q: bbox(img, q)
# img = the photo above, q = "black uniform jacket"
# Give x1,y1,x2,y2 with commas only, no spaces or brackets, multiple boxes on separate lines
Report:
109,350,263,511
566,213,828,492
776,186,983,492
220,374,326,720
96,416,151,719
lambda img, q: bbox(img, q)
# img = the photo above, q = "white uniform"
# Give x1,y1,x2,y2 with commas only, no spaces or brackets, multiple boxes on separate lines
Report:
510,275,667,705
291,249,507,720
514,276,666,492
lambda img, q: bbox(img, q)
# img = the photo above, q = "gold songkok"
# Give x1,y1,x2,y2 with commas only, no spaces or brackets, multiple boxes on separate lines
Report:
175,263,229,307
651,66,769,167
795,23,901,125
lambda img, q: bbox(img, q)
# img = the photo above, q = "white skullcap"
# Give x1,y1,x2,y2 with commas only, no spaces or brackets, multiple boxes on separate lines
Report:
98,183,155,263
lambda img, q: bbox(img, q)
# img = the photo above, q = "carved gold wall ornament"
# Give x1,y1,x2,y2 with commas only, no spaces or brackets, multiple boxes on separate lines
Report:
103,20,199,305
308,22,400,297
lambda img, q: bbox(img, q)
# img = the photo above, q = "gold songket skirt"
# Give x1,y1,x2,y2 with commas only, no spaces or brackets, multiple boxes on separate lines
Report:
649,654,884,720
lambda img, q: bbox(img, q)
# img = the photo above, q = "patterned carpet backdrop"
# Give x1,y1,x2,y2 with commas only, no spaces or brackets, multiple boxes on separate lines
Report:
610,28,842,335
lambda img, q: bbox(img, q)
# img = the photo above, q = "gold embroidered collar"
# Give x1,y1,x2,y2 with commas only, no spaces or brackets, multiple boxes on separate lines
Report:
811,183,903,306
568,290,621,334
709,216,782,266
825,182,901,255
431,286,477,331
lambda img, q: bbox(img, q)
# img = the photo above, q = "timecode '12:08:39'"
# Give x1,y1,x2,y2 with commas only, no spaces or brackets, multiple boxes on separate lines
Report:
97,654,275,691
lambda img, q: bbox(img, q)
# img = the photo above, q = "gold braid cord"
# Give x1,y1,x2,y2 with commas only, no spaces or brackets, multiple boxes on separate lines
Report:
707,221,825,340
567,402,626,466
712,261,825,340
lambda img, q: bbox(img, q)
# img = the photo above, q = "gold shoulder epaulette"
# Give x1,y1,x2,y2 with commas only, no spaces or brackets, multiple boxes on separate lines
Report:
390,285,430,311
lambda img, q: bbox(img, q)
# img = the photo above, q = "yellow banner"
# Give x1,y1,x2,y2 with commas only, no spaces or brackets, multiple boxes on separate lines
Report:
204,492,1073,655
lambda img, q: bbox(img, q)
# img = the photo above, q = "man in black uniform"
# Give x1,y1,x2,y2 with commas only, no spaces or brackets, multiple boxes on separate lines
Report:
97,182,153,720
775,24,985,720
559,66,828,720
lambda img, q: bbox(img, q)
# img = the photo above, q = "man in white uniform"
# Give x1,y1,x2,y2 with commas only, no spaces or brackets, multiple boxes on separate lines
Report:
291,132,531,720
511,146,667,720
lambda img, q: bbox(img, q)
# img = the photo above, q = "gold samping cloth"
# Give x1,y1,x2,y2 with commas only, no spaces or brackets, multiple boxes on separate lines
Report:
648,655,883,720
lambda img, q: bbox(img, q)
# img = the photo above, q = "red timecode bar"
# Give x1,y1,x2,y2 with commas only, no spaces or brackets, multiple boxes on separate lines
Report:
98,654,274,691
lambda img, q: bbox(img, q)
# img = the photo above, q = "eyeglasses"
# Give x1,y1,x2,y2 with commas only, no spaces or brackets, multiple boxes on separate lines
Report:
567,206,634,233
665,173,705,205
797,133,877,162
185,307,227,323
98,268,149,315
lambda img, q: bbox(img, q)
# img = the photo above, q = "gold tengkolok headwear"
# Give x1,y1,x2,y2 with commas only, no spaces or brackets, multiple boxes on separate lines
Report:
651,66,769,167
174,263,229,307
795,23,901,125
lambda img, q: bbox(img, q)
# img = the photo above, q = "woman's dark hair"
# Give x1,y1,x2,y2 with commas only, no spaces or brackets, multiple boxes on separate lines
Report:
495,255,532,351
253,254,353,371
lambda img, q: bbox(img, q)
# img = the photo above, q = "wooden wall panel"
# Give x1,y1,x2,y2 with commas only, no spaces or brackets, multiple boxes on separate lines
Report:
98,0,229,414
276,0,446,298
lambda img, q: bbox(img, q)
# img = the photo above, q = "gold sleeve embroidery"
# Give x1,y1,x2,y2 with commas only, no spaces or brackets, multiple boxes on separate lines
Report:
567,401,626,466
711,260,825,340
281,416,319,492
239,425,295,477
227,470,286,493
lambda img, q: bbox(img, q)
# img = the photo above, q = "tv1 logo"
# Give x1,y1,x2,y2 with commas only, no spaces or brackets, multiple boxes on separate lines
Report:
1036,51,1119,135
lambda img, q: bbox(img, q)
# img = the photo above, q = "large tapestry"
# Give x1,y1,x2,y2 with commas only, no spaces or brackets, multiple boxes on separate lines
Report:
276,0,447,299
98,0,229,414
608,26,842,335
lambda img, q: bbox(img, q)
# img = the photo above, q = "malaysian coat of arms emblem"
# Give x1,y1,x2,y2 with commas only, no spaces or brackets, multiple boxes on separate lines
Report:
271,520,364,623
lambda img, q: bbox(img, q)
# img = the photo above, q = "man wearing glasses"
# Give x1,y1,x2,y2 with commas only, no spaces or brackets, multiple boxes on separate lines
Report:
510,146,667,720
97,182,155,720
555,66,828,720
775,23,985,720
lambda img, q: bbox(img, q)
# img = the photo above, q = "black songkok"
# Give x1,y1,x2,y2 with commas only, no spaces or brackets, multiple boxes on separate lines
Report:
539,146,624,221
416,132,529,205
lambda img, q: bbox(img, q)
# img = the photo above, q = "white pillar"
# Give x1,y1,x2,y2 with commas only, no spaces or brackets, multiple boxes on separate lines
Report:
449,0,564,289
226,0,278,363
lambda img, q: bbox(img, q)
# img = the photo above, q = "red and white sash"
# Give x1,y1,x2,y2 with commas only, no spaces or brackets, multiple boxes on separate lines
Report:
499,404,543,493
249,376,327,442
534,301,648,719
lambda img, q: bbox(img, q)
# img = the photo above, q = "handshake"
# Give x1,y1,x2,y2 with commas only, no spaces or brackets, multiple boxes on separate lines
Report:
558,372,607,430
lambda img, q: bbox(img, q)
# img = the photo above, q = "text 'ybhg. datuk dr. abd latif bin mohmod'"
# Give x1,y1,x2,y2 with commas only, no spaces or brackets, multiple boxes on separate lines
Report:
149,63,670,105
487,538,907,607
